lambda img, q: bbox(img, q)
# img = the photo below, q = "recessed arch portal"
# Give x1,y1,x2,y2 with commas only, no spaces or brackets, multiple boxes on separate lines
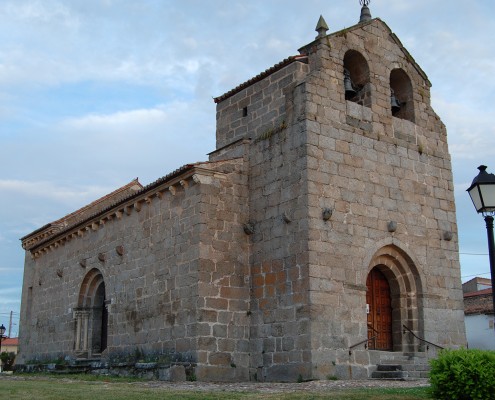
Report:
366,245,424,352
74,268,108,357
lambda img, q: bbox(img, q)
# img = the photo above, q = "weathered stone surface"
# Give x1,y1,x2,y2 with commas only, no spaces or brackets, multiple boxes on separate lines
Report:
18,14,465,383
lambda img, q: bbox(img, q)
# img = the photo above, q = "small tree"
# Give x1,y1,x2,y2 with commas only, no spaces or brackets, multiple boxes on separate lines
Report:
0,351,16,371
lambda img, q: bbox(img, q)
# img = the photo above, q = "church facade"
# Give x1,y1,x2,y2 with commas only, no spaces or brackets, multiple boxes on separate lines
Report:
18,5,466,381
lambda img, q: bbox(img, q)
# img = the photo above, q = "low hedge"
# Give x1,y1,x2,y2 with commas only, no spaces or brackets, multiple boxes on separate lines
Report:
429,348,495,400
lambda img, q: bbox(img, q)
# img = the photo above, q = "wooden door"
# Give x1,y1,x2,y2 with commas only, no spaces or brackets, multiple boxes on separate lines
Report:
366,268,393,350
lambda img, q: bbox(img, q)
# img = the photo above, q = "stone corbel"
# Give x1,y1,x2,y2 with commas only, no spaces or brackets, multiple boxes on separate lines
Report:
180,180,189,189
169,186,176,196
134,201,142,212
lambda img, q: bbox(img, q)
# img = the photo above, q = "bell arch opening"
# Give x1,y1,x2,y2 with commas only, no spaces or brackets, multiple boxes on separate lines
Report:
74,268,108,358
366,245,424,352
390,68,415,122
343,50,371,107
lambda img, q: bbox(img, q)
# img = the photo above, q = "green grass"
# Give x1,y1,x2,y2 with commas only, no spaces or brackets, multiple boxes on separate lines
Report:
0,375,431,400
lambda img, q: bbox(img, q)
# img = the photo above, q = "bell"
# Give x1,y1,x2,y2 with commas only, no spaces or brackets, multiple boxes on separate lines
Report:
391,89,401,113
344,69,357,99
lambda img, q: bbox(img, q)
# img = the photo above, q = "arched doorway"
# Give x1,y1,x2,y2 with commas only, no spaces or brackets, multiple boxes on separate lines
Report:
366,244,424,352
367,268,393,350
74,268,108,358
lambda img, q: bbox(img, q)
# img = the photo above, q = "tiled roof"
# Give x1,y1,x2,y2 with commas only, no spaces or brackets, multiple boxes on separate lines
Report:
464,288,494,315
2,337,18,346
27,160,237,253
213,55,308,104
21,179,143,242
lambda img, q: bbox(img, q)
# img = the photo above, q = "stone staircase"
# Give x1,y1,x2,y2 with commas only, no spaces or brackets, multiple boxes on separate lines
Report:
370,352,430,380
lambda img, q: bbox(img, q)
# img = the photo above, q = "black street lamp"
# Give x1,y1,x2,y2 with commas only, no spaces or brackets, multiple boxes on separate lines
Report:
467,165,495,319
0,324,5,373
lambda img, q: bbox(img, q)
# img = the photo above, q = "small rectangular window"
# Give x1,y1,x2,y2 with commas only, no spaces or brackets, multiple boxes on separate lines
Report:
242,107,248,117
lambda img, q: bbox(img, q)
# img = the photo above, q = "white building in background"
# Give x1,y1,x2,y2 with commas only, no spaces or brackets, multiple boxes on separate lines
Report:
463,278,494,350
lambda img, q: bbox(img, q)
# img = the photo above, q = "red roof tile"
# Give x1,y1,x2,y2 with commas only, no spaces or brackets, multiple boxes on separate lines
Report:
2,337,18,346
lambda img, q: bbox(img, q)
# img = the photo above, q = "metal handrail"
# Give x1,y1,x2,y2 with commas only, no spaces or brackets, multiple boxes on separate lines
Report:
402,324,444,351
349,335,377,355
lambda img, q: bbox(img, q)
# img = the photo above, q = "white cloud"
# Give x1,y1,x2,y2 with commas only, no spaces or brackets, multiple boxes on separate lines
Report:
435,98,495,161
0,179,110,206
1,0,78,27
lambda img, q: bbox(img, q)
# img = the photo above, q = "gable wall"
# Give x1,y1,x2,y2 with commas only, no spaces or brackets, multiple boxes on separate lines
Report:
300,20,465,378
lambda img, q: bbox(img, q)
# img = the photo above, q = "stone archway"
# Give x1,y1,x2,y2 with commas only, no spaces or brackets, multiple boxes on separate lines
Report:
366,244,424,352
74,268,108,358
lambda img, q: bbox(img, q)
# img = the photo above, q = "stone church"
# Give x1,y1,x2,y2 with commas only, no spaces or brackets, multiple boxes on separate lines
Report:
18,3,466,381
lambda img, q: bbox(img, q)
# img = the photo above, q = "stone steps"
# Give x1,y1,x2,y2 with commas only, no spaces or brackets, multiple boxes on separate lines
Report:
370,352,430,381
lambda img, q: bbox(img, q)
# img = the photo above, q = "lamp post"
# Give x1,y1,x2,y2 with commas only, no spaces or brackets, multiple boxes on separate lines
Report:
0,324,5,373
467,165,495,320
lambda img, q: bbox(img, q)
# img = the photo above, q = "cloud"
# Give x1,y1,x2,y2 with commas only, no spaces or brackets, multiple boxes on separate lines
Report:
434,99,495,162
0,179,110,205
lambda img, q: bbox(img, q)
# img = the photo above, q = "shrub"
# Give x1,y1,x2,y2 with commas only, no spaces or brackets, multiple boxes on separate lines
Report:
429,348,495,400
0,351,16,371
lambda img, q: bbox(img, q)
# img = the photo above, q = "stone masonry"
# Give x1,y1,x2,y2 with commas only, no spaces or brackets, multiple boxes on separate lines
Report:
18,6,466,382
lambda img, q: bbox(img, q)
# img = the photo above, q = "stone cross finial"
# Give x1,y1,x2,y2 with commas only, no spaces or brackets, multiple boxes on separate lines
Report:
315,15,329,39
359,0,372,23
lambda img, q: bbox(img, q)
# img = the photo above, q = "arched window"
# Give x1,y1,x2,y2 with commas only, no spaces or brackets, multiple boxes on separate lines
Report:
390,69,415,122
343,50,371,107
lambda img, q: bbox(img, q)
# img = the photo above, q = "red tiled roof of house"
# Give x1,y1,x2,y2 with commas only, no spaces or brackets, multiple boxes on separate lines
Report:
464,288,493,298
2,337,18,346
464,288,494,315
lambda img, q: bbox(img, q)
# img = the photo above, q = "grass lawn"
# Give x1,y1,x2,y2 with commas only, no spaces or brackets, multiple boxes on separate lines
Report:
0,375,431,400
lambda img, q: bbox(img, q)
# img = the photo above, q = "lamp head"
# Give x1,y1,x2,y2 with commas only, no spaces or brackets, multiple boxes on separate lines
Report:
467,165,495,215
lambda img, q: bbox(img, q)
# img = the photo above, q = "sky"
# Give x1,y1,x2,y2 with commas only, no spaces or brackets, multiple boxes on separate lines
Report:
1,0,494,336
